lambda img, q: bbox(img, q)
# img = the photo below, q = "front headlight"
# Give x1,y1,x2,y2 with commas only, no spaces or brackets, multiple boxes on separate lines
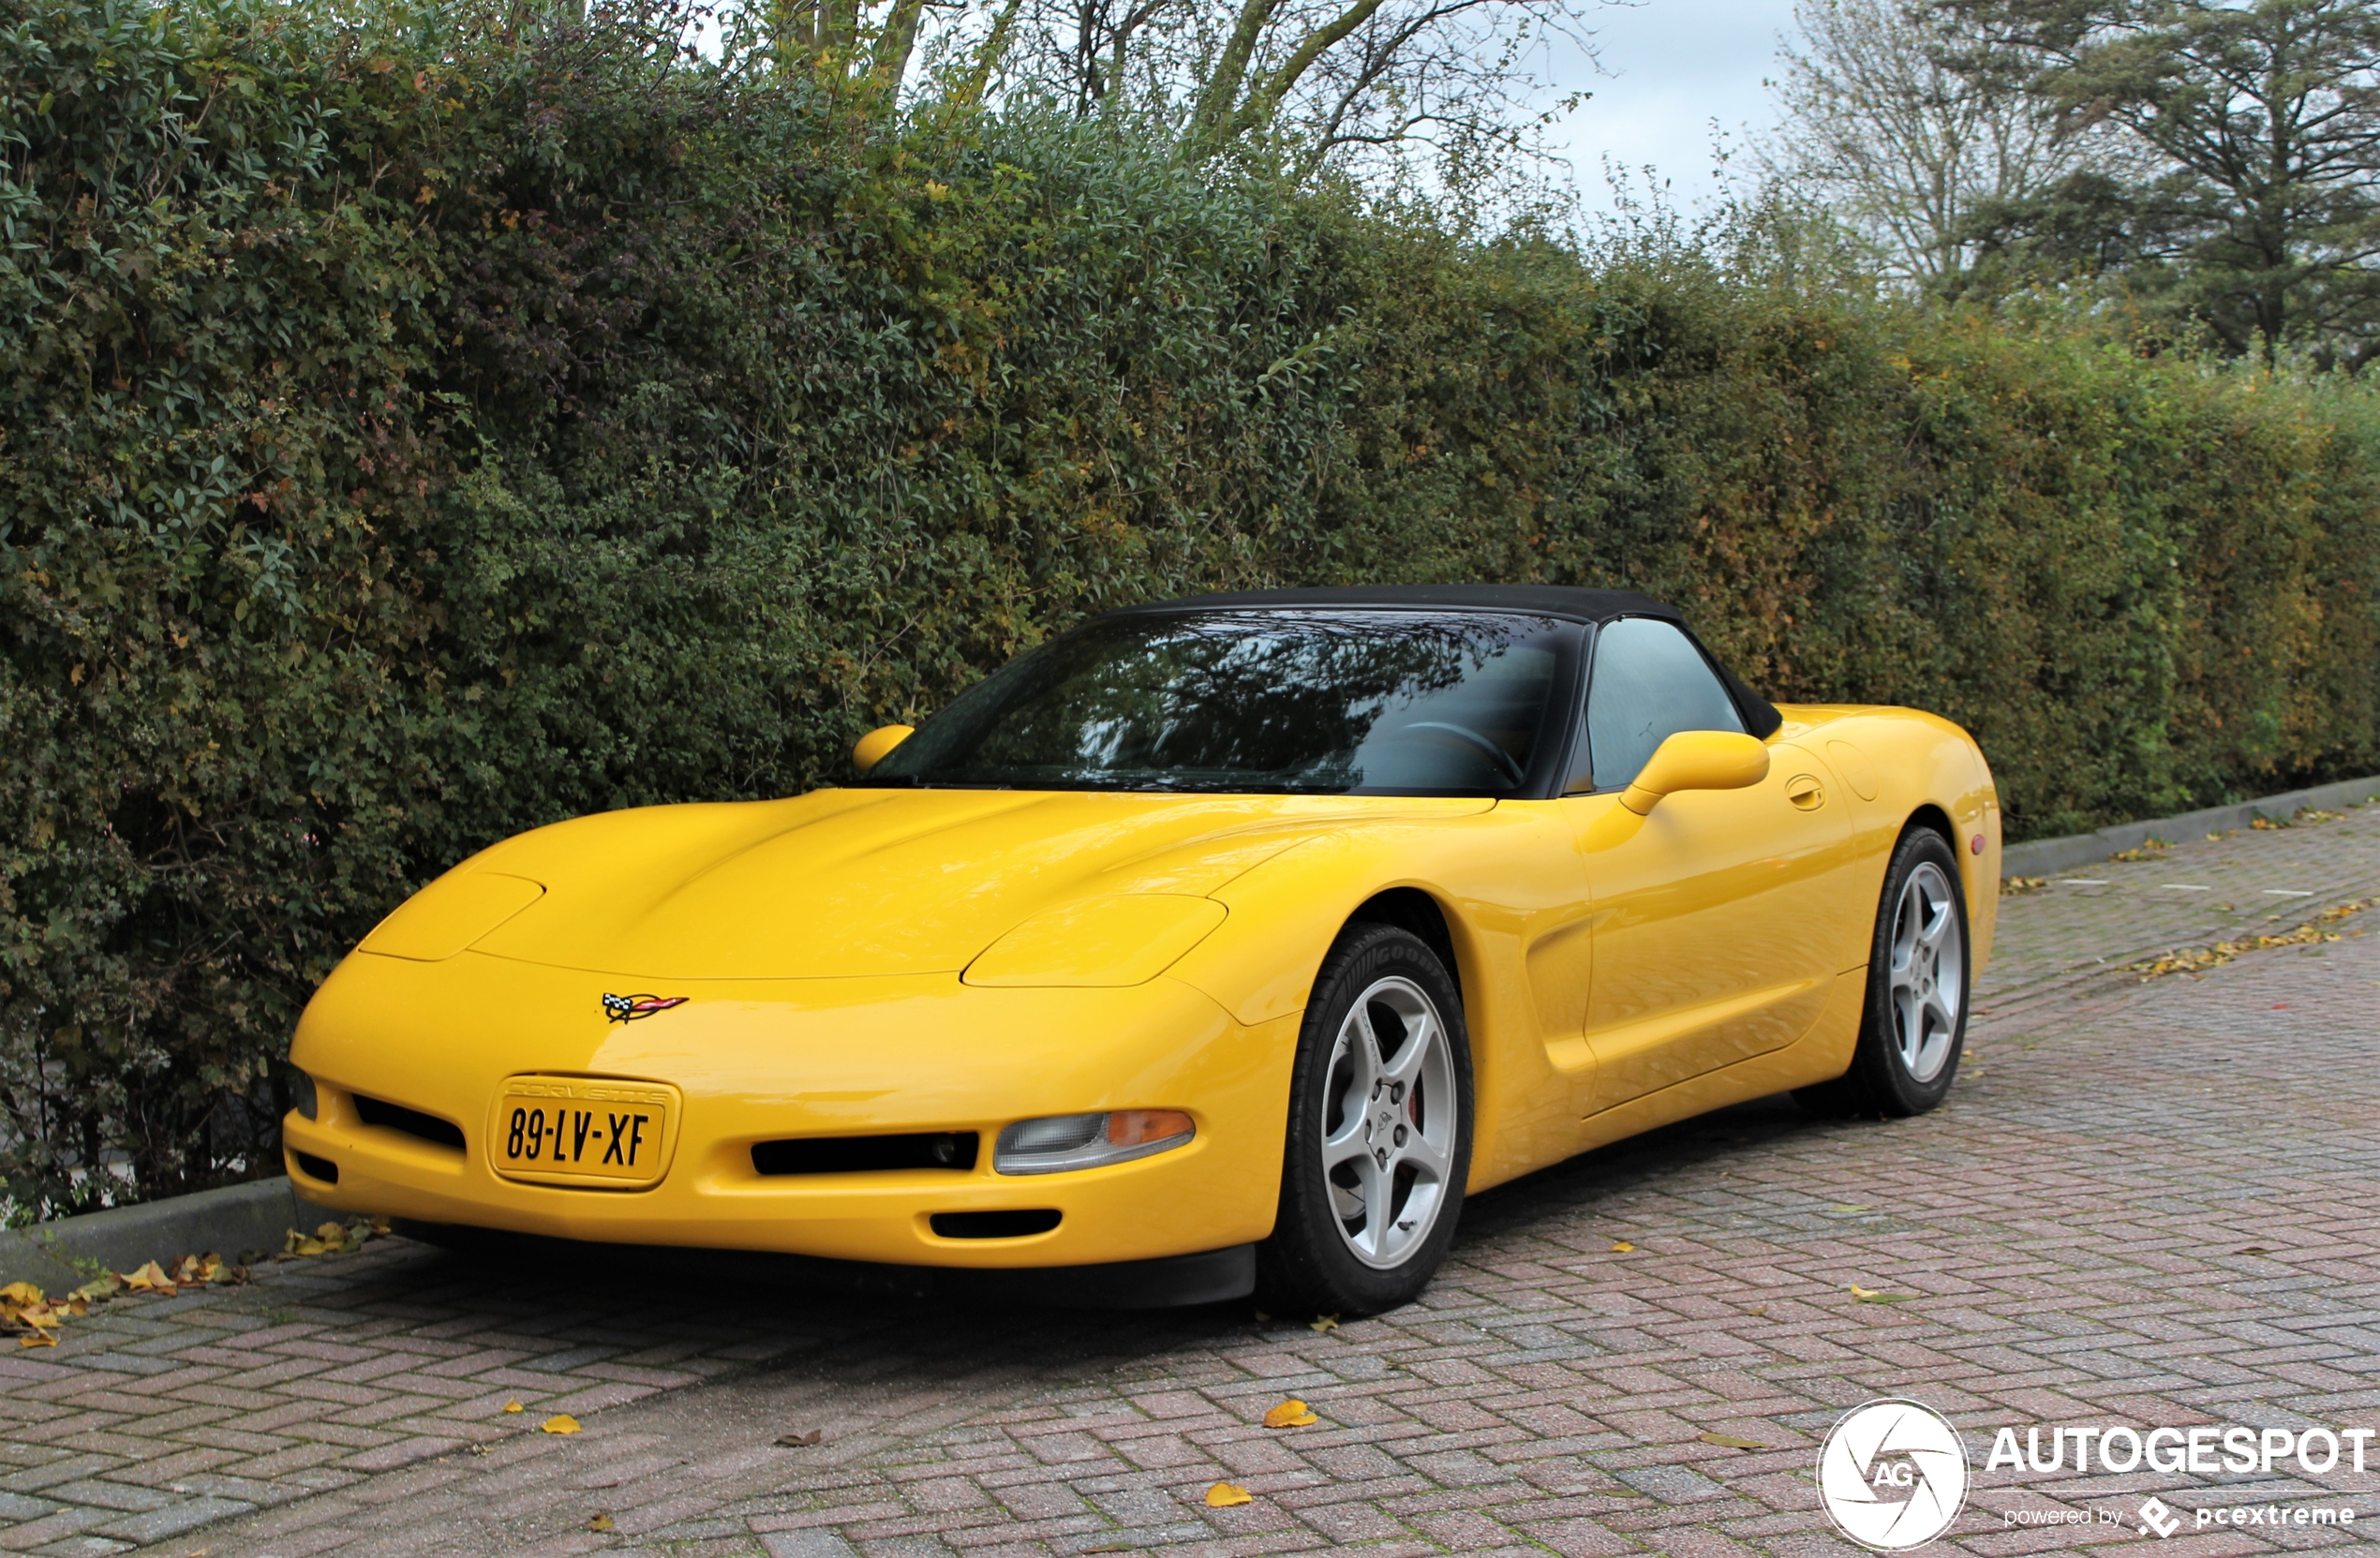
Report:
964,896,1227,987
360,870,544,961
994,1109,1195,1175
290,1071,319,1121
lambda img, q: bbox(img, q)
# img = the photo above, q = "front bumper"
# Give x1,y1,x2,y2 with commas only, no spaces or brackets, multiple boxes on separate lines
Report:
286,949,1299,1269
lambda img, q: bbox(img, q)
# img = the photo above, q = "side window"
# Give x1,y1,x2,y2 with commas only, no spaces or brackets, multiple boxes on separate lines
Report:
1584,618,1747,791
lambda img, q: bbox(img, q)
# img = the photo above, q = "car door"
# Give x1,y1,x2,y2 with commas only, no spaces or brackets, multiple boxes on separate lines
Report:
1556,618,1855,1114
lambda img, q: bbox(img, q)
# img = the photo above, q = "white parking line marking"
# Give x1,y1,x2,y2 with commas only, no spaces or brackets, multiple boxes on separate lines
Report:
2060,879,2110,885
2163,884,2212,891
2263,889,2314,897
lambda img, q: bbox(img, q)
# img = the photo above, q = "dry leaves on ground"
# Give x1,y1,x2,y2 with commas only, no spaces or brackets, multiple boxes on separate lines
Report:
1262,1399,1318,1428
282,1217,389,1258
1308,1313,1340,1333
3,1249,250,1345
588,1514,614,1532
1698,1432,1769,1450
2129,898,2373,980
1609,1240,1635,1253
1849,1284,1914,1303
503,1400,524,1413
776,1430,824,1447
542,1415,582,1434
1204,1482,1253,1507
2001,876,2048,896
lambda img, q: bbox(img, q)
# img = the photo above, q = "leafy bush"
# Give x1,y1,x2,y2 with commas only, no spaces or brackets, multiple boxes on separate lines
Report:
3,0,2374,1214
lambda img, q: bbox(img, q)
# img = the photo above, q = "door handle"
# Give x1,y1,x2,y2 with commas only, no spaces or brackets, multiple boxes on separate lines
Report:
1786,773,1824,810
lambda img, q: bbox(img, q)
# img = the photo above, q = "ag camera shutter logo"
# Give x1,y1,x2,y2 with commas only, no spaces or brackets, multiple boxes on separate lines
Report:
1818,1399,1971,1550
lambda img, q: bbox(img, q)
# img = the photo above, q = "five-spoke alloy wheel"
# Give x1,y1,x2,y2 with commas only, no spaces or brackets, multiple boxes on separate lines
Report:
1805,827,1972,1116
1259,923,1473,1314
1319,974,1459,1269
1885,859,1964,1085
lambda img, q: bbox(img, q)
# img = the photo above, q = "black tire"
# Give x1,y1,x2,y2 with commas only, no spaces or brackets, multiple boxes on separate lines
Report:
1798,827,1971,1118
1256,923,1474,1316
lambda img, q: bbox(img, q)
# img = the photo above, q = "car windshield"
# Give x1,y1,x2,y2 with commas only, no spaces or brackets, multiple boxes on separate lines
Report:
864,611,1573,794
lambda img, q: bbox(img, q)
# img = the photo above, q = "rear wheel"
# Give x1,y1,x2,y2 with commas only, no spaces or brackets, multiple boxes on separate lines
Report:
1799,828,1971,1117
1257,924,1473,1316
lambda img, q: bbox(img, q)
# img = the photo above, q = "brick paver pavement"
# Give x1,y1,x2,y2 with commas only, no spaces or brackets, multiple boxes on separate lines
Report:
6,800,2379,1557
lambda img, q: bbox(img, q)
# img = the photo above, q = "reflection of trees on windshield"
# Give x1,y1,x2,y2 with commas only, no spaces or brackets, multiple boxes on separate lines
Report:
870,612,1567,794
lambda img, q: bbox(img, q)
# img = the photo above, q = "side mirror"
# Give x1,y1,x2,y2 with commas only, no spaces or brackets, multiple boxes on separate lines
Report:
852,724,915,775
1619,730,1770,815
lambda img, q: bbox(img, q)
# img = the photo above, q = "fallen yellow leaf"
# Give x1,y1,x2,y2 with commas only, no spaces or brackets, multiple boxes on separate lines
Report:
1745,1304,1768,1317
588,1513,614,1532
1610,1240,1635,1253
542,1415,581,1434
316,1221,345,1242
1308,1313,1340,1333
1262,1400,1318,1429
0,1281,42,1308
503,1401,525,1414
164,1252,224,1285
19,1331,57,1348
120,1261,175,1293
1699,1432,1768,1450
775,1430,824,1447
1849,1284,1913,1303
1204,1482,1253,1507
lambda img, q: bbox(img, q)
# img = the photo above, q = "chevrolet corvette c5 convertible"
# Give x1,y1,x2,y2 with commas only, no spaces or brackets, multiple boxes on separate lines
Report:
284,586,2000,1313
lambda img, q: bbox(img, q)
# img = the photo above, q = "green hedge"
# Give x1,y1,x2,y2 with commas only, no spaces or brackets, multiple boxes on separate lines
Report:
4,0,2375,1213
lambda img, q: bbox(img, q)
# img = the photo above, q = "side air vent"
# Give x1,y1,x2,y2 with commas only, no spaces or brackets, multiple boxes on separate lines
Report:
930,1209,1062,1239
353,1094,467,1151
290,1150,339,1185
752,1132,978,1177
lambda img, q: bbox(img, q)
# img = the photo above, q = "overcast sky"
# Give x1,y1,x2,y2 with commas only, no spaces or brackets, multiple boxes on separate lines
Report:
1541,0,1802,211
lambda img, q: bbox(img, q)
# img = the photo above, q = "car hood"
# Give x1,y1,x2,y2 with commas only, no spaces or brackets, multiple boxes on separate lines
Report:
375,788,1491,980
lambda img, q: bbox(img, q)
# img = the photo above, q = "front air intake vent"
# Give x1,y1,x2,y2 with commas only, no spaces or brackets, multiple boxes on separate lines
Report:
930,1209,1061,1239
290,1150,339,1185
353,1094,467,1151
752,1132,978,1177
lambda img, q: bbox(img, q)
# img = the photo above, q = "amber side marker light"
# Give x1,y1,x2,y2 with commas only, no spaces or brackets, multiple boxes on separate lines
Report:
993,1110,1195,1175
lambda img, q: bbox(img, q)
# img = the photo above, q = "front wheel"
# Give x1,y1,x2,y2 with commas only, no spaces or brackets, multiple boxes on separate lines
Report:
1802,827,1971,1117
1256,924,1474,1316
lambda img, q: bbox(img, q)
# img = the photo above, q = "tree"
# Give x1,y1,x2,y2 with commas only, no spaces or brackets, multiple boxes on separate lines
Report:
768,0,940,95
1763,0,2115,280
1947,165,2201,305
960,0,1593,185
1959,0,2380,366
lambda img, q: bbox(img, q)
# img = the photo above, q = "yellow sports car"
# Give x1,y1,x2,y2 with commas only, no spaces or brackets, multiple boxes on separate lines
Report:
285,586,1999,1312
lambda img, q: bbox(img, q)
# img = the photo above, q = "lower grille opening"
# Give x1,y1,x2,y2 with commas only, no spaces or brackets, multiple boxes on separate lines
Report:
291,1150,339,1185
353,1094,467,1151
930,1209,1061,1239
753,1132,978,1177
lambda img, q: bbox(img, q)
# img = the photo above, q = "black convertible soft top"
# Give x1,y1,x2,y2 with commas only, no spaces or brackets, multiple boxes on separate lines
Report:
1112,584,1782,740
1121,583,1674,626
